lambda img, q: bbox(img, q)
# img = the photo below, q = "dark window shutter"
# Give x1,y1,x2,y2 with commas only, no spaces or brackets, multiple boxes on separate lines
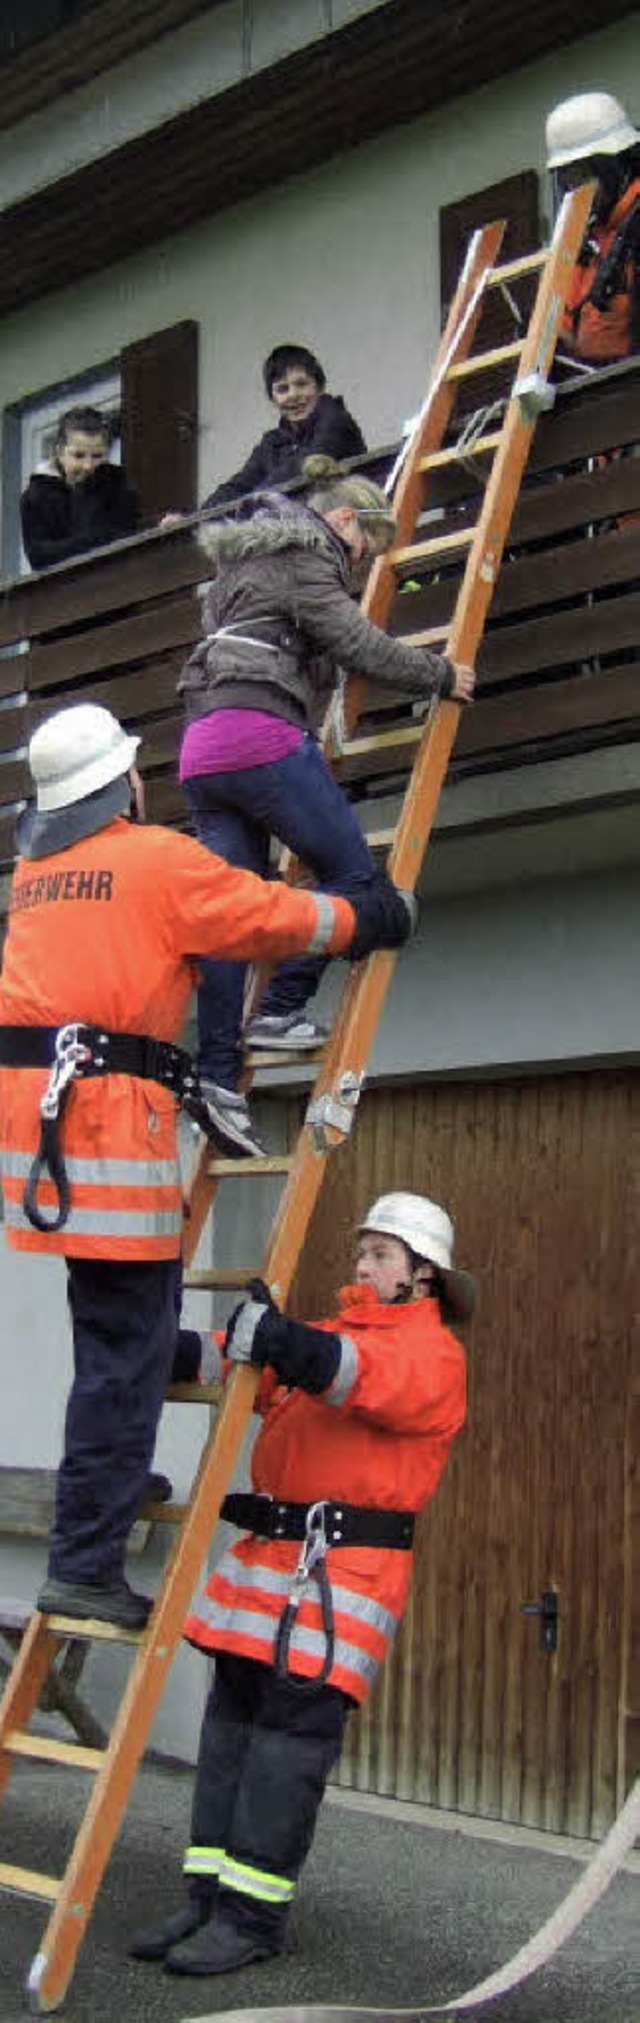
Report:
121,319,198,526
439,171,540,418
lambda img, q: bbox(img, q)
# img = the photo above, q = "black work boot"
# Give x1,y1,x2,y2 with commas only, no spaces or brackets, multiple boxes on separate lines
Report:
130,1884,216,1962
36,1577,153,1631
164,1909,281,1974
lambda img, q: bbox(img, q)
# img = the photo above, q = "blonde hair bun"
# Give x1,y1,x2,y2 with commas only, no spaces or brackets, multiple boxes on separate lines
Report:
301,454,343,482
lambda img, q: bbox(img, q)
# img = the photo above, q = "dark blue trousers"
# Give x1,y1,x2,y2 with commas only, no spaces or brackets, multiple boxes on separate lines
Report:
48,1256,182,1585
186,1652,352,1938
184,734,377,1088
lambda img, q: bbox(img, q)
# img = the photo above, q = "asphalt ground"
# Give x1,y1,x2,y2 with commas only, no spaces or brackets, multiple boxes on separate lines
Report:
0,1759,637,2023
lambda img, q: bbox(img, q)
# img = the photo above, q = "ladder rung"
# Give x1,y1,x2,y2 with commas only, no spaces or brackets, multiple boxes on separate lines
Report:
340,724,422,762
44,1613,144,1645
165,1380,220,1402
245,1047,325,1069
207,1154,294,1177
447,339,522,380
3,1729,104,1772
487,248,547,285
420,431,502,472
183,1267,256,1290
0,1860,60,1903
363,828,395,850
140,1501,187,1525
392,527,474,566
139,1497,187,1521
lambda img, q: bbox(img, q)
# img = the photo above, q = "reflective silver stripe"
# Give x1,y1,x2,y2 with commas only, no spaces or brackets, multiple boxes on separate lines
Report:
3,1200,182,1237
327,1333,359,1406
198,1553,399,1637
220,1856,295,1904
194,1602,383,1686
183,1844,224,1878
228,1298,268,1363
307,892,340,955
0,1149,178,1186
200,1338,224,1385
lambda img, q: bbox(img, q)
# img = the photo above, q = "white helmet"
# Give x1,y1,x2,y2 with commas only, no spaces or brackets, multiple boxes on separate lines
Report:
546,92,640,170
359,1192,477,1321
29,704,140,812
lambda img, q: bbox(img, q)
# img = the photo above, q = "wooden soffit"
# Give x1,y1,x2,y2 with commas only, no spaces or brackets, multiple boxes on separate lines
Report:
1,0,636,318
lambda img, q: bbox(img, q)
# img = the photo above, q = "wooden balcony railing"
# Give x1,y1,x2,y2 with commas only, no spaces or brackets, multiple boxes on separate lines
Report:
0,358,639,902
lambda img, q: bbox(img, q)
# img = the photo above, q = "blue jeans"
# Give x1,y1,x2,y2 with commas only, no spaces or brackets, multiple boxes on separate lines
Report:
184,736,377,1088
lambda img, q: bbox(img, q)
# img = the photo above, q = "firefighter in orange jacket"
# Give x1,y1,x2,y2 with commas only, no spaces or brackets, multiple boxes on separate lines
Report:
130,1192,474,1977
0,704,413,1631
546,91,640,364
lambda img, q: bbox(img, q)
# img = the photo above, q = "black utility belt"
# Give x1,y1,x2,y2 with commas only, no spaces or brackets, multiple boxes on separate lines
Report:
221,1492,415,1551
0,1024,195,1099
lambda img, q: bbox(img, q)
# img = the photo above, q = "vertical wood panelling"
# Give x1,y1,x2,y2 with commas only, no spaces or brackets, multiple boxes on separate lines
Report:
291,1070,637,1836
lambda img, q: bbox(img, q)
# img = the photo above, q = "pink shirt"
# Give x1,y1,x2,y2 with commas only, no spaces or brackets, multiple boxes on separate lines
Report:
179,709,304,782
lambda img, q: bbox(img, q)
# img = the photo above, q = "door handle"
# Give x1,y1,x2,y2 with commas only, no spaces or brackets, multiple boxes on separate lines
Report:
520,1587,559,1653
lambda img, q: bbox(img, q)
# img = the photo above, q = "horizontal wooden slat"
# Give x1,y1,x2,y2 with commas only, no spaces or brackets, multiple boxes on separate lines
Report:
28,590,197,693
0,1861,60,1902
25,656,184,736
0,530,207,649
479,589,640,683
456,660,640,758
3,1730,103,1771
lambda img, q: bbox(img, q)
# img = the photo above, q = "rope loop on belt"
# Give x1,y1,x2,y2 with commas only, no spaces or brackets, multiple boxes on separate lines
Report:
274,1501,336,1693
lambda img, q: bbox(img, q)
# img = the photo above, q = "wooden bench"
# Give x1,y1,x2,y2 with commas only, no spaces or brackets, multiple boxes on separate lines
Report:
0,1464,161,1749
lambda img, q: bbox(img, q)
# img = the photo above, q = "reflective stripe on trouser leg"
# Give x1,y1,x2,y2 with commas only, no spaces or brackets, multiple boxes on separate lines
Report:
183,1844,224,1880
219,1856,295,1905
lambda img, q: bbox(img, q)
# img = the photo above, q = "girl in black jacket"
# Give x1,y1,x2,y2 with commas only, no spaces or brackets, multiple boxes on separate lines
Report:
21,405,139,572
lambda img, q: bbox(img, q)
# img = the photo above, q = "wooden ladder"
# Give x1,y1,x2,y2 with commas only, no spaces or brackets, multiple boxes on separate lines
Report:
0,182,593,2014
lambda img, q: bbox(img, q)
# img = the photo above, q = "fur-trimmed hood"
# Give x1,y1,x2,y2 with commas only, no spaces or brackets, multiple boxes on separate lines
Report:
197,492,345,578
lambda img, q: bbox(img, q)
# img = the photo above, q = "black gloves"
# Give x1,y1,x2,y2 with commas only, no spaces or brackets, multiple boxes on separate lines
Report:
349,872,417,963
224,1279,341,1395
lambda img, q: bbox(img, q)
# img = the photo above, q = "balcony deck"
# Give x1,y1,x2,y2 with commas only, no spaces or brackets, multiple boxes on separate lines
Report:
0,358,638,902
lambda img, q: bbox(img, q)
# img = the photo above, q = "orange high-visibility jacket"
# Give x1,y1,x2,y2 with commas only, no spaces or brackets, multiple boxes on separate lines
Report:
0,819,353,1260
561,180,640,362
185,1281,467,1703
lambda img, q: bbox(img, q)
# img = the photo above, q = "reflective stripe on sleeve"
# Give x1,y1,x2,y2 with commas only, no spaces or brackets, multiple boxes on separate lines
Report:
307,892,341,955
219,1856,296,1905
326,1333,359,1406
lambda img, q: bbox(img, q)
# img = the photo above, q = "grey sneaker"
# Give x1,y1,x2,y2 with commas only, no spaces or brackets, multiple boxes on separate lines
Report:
198,1081,266,1159
245,1012,329,1052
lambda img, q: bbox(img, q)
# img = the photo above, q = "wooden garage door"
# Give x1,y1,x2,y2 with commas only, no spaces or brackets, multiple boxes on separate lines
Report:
291,1070,639,1838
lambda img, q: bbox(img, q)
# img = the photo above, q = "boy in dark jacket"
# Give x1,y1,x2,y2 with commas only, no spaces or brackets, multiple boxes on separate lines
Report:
204,344,366,508
21,405,139,572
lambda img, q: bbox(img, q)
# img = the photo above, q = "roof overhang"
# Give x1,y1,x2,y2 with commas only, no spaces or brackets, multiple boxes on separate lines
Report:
1,0,636,317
